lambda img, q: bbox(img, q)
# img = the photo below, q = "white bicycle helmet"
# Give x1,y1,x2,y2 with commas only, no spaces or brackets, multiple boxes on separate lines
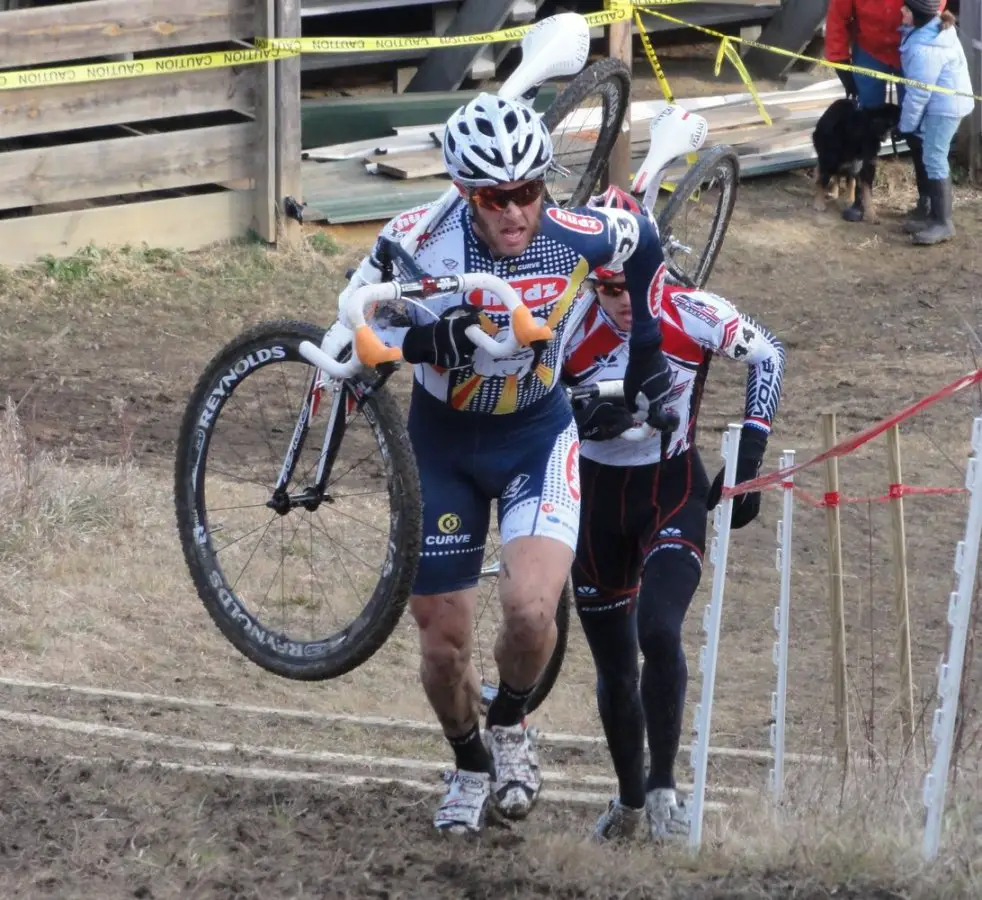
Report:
443,93,554,188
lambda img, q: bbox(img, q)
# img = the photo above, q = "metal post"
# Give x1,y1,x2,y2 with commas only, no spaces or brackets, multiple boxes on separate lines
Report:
769,449,795,806
689,422,742,851
923,416,982,861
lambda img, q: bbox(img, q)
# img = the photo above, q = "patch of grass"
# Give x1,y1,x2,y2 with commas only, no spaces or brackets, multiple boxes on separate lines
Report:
0,399,139,565
307,231,341,257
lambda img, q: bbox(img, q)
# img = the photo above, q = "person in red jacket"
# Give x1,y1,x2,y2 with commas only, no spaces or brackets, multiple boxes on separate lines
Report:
825,0,945,108
824,0,946,223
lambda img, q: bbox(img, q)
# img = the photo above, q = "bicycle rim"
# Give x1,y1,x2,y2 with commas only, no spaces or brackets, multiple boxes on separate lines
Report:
174,319,421,681
655,145,740,289
541,58,631,208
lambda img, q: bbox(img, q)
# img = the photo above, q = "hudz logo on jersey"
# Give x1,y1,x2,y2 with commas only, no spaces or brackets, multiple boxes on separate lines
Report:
467,275,568,312
546,207,604,235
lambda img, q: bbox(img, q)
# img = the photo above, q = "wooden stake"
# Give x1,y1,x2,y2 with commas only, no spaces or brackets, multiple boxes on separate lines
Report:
822,412,850,771
607,19,632,189
275,0,303,247
886,425,915,746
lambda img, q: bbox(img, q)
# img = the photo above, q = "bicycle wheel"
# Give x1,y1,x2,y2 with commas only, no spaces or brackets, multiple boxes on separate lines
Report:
174,319,422,681
656,144,739,289
473,514,571,716
541,57,631,209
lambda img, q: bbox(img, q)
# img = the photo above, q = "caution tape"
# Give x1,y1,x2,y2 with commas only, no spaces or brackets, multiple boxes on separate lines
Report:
635,5,982,104
0,46,297,92
256,7,632,54
0,5,644,92
633,7,675,104
714,37,772,126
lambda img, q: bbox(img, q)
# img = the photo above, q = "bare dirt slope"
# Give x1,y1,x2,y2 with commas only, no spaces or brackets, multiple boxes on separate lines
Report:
2,161,982,898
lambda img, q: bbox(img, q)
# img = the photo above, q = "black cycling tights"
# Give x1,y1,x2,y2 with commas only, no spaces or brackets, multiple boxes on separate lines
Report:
571,451,708,810
577,548,701,808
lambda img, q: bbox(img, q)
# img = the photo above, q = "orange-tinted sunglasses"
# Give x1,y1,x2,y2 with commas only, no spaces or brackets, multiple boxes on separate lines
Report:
470,179,545,212
596,280,627,297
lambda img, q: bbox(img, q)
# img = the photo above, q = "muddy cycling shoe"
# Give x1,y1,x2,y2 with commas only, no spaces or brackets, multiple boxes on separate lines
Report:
434,769,491,835
646,788,691,843
592,798,646,843
486,723,542,819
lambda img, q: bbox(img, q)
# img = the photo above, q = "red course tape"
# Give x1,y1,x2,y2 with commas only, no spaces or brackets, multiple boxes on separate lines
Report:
721,368,982,501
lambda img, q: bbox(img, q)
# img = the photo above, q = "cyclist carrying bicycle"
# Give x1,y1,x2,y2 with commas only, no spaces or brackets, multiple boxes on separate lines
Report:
342,94,678,834
561,186,786,843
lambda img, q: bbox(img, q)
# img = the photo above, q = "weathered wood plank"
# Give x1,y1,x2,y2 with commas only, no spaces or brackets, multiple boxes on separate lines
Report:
0,123,256,210
0,67,257,139
0,0,259,69
253,0,276,241
0,190,254,266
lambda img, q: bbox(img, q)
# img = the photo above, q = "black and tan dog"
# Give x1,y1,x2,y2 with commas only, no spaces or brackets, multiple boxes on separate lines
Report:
811,98,900,223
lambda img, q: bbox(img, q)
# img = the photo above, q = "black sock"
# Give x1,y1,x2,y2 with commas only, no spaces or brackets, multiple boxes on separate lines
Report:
485,680,533,729
448,724,492,773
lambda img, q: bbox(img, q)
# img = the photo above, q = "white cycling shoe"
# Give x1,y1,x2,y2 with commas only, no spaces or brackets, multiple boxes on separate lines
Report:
646,788,691,842
592,797,646,842
486,722,542,819
434,769,492,835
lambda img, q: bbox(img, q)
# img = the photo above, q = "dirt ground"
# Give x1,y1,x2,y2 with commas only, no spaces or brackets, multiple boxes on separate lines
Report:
3,147,982,897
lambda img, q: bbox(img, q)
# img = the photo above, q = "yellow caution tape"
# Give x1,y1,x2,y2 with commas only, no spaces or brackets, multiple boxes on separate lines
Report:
0,8,641,92
636,5,982,104
257,7,633,54
715,37,772,126
633,7,675,105
0,47,296,92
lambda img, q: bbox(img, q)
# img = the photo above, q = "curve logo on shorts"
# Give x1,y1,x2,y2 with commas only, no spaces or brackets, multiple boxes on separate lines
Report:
437,512,461,534
547,207,604,235
565,440,581,502
467,275,568,313
647,262,667,318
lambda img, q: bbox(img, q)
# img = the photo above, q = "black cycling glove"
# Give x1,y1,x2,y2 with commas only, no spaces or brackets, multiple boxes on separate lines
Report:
706,425,768,529
623,338,679,433
572,395,635,442
402,305,481,369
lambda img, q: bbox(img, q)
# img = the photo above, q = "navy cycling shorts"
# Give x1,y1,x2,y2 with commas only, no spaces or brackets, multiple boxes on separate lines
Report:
407,384,581,595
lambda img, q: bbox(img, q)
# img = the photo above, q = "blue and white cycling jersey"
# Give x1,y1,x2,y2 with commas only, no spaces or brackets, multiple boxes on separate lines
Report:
344,194,669,594
363,197,668,416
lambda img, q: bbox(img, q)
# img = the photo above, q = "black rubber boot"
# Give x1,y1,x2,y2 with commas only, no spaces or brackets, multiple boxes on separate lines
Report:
903,136,932,234
912,177,955,245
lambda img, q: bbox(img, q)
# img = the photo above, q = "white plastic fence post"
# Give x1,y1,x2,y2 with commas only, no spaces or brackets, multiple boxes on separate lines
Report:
689,422,742,851
769,450,795,807
922,416,982,861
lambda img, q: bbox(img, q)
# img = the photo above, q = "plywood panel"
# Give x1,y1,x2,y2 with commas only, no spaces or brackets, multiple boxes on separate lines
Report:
0,123,256,210
0,67,257,139
0,0,258,68
0,190,254,266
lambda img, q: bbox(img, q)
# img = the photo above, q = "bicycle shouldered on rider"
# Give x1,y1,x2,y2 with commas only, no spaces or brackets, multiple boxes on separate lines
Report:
343,91,786,841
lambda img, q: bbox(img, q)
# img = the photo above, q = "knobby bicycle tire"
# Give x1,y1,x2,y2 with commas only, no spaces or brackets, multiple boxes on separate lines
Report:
541,57,631,209
174,319,421,682
656,144,740,289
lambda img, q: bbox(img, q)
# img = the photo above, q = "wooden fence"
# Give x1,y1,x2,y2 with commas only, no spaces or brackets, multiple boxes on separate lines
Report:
0,0,301,266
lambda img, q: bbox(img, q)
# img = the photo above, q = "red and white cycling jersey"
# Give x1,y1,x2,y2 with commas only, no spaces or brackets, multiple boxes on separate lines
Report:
562,284,785,467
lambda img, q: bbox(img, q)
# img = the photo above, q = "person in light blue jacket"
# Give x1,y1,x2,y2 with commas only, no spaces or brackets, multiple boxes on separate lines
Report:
898,2,974,244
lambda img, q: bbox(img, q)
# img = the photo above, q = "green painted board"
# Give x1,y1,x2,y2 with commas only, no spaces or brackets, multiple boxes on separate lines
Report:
300,86,560,150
